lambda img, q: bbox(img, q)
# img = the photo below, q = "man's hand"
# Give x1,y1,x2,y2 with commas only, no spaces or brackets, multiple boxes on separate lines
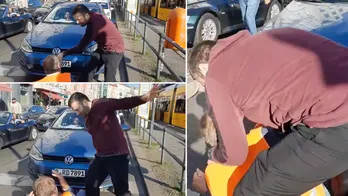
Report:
52,170,69,191
192,168,208,194
141,84,164,102
57,52,65,61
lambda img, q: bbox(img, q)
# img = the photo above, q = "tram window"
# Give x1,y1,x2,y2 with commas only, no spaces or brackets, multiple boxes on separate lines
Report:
160,0,182,9
175,99,185,113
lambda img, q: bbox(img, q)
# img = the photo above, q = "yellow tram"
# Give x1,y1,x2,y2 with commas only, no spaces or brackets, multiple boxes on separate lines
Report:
142,0,186,21
155,84,186,129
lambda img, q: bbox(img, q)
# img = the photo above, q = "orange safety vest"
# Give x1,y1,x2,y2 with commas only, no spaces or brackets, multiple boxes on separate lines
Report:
205,126,326,196
36,73,71,82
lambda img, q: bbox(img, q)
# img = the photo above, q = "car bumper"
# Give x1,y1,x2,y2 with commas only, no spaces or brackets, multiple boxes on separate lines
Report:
28,156,113,189
19,49,91,76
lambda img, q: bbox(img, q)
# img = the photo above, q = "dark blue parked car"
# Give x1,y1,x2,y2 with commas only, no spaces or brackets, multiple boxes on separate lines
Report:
0,5,35,39
28,109,131,188
19,2,111,77
262,0,348,47
187,0,284,46
22,105,46,120
0,111,38,149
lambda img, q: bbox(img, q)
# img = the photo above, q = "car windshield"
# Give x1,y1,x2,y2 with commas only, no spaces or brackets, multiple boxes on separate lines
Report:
47,107,67,114
42,0,59,8
99,2,108,9
43,4,100,24
0,7,6,18
0,112,10,125
51,111,86,130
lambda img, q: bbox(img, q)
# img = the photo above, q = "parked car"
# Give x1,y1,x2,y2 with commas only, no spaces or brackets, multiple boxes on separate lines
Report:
0,5,35,39
25,0,43,13
28,109,130,188
22,105,46,120
18,2,115,78
90,0,113,19
32,0,69,23
262,0,348,47
187,0,284,46
0,111,38,149
36,106,69,131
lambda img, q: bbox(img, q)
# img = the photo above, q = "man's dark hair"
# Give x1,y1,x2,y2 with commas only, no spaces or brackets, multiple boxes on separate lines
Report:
68,92,90,107
72,4,90,15
188,40,216,81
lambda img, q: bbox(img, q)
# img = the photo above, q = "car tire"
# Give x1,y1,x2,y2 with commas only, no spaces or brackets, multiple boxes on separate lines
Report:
266,0,282,21
194,13,220,45
28,126,38,141
24,19,34,33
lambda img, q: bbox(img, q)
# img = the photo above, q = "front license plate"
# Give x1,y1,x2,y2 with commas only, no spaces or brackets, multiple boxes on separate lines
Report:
53,169,85,178
61,61,72,68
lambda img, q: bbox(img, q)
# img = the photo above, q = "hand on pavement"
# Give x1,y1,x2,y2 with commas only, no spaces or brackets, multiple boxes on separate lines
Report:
142,84,164,102
192,168,208,194
52,170,69,191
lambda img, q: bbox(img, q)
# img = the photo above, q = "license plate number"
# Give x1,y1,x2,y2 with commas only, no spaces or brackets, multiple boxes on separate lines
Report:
61,61,72,68
53,169,85,177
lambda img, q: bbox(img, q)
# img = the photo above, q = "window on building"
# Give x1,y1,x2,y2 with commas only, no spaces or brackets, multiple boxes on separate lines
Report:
174,94,185,113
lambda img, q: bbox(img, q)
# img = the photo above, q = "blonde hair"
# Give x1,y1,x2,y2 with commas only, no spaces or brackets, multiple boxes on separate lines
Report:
33,176,58,196
199,108,217,147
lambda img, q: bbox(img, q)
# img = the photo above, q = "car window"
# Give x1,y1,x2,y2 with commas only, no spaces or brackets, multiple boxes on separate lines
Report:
33,106,45,113
0,112,10,125
43,5,100,24
99,2,109,9
47,107,65,114
29,0,42,7
51,111,86,130
0,7,6,18
42,0,59,8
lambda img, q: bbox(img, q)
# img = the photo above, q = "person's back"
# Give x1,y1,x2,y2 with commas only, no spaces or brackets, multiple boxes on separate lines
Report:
207,27,348,130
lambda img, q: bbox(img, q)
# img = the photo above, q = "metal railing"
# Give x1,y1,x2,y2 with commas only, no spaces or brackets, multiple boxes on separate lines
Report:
125,110,186,193
115,7,185,82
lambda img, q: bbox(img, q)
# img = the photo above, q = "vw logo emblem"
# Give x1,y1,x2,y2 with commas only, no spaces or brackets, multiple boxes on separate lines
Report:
64,155,74,165
52,47,61,55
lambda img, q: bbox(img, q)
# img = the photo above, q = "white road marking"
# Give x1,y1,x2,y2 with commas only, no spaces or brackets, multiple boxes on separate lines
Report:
0,173,140,194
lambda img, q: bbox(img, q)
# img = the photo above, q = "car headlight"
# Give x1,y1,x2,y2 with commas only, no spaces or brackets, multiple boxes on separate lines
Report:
83,44,98,55
21,39,33,53
29,146,43,161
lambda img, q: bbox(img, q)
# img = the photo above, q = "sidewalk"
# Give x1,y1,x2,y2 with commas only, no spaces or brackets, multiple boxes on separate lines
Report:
115,11,185,82
125,122,185,196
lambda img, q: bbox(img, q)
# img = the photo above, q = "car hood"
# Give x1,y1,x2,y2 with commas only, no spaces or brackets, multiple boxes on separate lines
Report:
26,22,96,49
262,1,348,47
35,128,95,158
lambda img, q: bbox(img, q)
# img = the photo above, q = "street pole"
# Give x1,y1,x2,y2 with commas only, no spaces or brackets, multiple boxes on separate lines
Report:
135,0,140,31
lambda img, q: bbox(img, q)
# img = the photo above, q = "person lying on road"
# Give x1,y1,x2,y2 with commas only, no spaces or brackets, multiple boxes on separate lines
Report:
36,55,71,82
188,27,348,195
28,170,86,196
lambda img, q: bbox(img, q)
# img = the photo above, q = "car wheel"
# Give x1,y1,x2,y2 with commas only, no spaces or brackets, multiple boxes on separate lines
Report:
29,126,38,141
266,0,282,21
194,13,220,45
24,19,34,33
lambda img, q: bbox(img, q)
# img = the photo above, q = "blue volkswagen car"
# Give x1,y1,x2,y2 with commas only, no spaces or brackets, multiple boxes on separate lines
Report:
28,109,131,189
19,2,111,77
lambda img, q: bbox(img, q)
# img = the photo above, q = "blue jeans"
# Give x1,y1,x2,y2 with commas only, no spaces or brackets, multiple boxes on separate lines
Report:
239,0,260,34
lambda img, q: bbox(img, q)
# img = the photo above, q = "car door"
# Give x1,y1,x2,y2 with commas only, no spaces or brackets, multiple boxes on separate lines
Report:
2,14,16,35
6,122,25,142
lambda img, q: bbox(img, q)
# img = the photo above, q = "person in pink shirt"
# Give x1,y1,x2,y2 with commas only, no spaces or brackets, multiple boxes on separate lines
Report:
188,27,348,195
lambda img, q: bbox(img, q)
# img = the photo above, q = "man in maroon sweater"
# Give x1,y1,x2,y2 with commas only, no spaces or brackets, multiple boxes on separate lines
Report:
58,4,124,82
189,27,348,195
68,85,162,196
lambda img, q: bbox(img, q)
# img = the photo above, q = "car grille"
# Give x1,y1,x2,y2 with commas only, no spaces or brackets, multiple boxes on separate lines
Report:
32,47,68,53
42,155,93,163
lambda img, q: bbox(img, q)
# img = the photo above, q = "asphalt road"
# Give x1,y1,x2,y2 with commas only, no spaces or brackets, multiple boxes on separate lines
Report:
0,131,146,196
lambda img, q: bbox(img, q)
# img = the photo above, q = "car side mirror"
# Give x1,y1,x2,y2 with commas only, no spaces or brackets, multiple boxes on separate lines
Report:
37,16,43,21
